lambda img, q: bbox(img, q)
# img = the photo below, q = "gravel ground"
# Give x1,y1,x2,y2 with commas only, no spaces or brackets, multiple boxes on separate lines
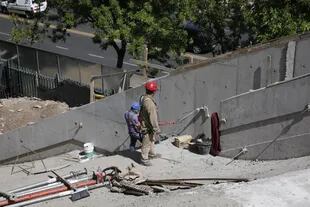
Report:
0,97,69,134
0,138,310,207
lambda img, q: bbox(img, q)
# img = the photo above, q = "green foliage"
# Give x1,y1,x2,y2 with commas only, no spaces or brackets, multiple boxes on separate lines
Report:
192,0,248,52
10,0,310,68
11,0,194,68
244,0,310,43
10,15,49,44
192,0,310,51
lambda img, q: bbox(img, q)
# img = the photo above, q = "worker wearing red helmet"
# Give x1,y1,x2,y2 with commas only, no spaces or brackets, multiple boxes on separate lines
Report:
139,80,161,166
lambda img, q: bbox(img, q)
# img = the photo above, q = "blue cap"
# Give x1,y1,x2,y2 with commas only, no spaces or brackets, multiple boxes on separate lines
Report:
131,102,140,111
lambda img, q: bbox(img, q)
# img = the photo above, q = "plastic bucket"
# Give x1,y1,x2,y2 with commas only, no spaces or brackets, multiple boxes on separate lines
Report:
83,143,94,154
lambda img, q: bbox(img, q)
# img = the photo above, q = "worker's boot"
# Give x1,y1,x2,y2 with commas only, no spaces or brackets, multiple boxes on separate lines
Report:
149,153,162,159
140,159,152,166
129,146,136,152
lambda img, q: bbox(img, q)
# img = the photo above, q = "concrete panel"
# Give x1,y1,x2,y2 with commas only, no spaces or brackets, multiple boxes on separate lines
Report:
192,63,238,137
222,133,310,160
221,111,310,160
157,72,197,136
220,74,310,130
220,75,310,160
285,41,296,80
235,46,286,94
0,113,70,162
294,38,310,77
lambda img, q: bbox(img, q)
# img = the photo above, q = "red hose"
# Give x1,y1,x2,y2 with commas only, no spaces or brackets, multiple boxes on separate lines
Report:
0,180,97,206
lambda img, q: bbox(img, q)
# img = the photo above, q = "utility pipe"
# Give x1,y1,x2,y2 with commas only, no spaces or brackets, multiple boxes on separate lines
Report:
0,180,97,206
13,176,90,198
8,170,87,194
8,183,105,207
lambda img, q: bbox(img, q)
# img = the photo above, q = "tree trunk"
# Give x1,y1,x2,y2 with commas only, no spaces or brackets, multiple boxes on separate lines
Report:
112,40,127,69
116,48,126,69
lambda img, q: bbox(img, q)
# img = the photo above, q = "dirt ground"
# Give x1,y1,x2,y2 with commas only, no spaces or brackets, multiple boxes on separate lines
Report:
0,97,69,134
0,138,309,207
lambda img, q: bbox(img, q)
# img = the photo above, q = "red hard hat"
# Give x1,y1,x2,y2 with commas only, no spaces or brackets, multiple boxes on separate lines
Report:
145,81,158,92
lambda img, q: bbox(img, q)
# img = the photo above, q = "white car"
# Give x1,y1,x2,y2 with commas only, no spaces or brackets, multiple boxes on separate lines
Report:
0,0,47,17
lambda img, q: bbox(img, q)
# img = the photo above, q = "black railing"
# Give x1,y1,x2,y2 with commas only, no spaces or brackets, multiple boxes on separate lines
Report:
0,60,58,99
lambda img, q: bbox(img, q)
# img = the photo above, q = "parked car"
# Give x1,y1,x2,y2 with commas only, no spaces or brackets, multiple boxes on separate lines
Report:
0,0,47,17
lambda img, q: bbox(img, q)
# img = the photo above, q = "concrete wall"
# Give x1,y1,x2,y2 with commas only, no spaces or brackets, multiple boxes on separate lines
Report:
0,33,310,162
294,37,310,77
220,74,310,160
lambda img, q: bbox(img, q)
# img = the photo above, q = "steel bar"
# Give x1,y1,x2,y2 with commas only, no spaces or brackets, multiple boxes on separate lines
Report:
8,169,87,194
7,183,106,207
51,171,76,190
7,191,73,207
13,176,90,198
0,180,97,206
226,147,248,166
142,181,203,187
32,164,71,175
144,177,249,183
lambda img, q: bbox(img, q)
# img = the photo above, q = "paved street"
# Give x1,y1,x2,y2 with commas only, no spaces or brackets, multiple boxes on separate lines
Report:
0,14,138,70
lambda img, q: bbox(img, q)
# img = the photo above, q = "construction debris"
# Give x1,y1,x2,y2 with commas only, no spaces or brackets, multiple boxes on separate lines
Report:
0,97,69,133
0,167,109,206
173,135,193,148
0,164,250,206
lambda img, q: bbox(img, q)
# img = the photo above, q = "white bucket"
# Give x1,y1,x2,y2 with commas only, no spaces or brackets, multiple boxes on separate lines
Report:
83,143,94,154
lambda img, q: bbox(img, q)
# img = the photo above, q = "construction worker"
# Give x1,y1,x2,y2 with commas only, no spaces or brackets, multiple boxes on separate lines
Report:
139,80,161,166
124,102,143,152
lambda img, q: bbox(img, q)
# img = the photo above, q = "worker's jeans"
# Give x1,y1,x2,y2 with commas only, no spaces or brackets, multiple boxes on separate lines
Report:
130,134,143,152
141,133,156,160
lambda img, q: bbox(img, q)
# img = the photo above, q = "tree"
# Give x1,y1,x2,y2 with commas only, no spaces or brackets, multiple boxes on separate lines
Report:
191,0,310,53
244,0,310,43
191,0,249,54
11,0,195,69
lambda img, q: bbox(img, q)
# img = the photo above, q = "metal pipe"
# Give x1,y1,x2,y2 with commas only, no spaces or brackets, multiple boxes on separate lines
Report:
8,183,106,207
0,180,97,206
226,147,248,166
7,191,73,207
8,170,87,194
144,177,249,182
13,176,90,198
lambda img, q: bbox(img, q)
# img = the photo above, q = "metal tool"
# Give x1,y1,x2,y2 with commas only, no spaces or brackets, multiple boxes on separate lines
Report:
0,191,16,201
8,168,88,194
143,177,249,183
226,147,248,166
51,171,90,201
7,183,105,207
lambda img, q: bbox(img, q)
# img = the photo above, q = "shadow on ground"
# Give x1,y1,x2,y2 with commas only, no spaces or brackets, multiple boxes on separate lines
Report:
117,150,141,163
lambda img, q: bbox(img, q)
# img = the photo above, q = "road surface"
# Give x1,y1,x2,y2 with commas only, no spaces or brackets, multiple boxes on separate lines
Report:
0,13,138,70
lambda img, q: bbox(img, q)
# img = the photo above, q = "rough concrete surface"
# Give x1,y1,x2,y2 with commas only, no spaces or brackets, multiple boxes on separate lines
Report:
1,138,310,207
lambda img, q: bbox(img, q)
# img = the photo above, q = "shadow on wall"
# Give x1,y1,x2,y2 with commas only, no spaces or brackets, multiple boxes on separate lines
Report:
38,79,90,107
254,108,308,160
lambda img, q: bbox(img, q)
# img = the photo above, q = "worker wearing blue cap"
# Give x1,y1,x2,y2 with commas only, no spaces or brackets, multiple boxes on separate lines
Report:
124,102,143,151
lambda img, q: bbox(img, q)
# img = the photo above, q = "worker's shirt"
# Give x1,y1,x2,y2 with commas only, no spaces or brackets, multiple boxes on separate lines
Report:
124,110,140,137
139,95,160,134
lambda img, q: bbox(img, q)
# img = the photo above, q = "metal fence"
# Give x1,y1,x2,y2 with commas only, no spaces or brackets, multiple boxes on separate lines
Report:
0,60,58,98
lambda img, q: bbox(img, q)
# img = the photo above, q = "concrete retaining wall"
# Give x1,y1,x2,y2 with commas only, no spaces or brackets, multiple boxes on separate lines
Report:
294,38,310,77
220,74,310,160
1,33,310,162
